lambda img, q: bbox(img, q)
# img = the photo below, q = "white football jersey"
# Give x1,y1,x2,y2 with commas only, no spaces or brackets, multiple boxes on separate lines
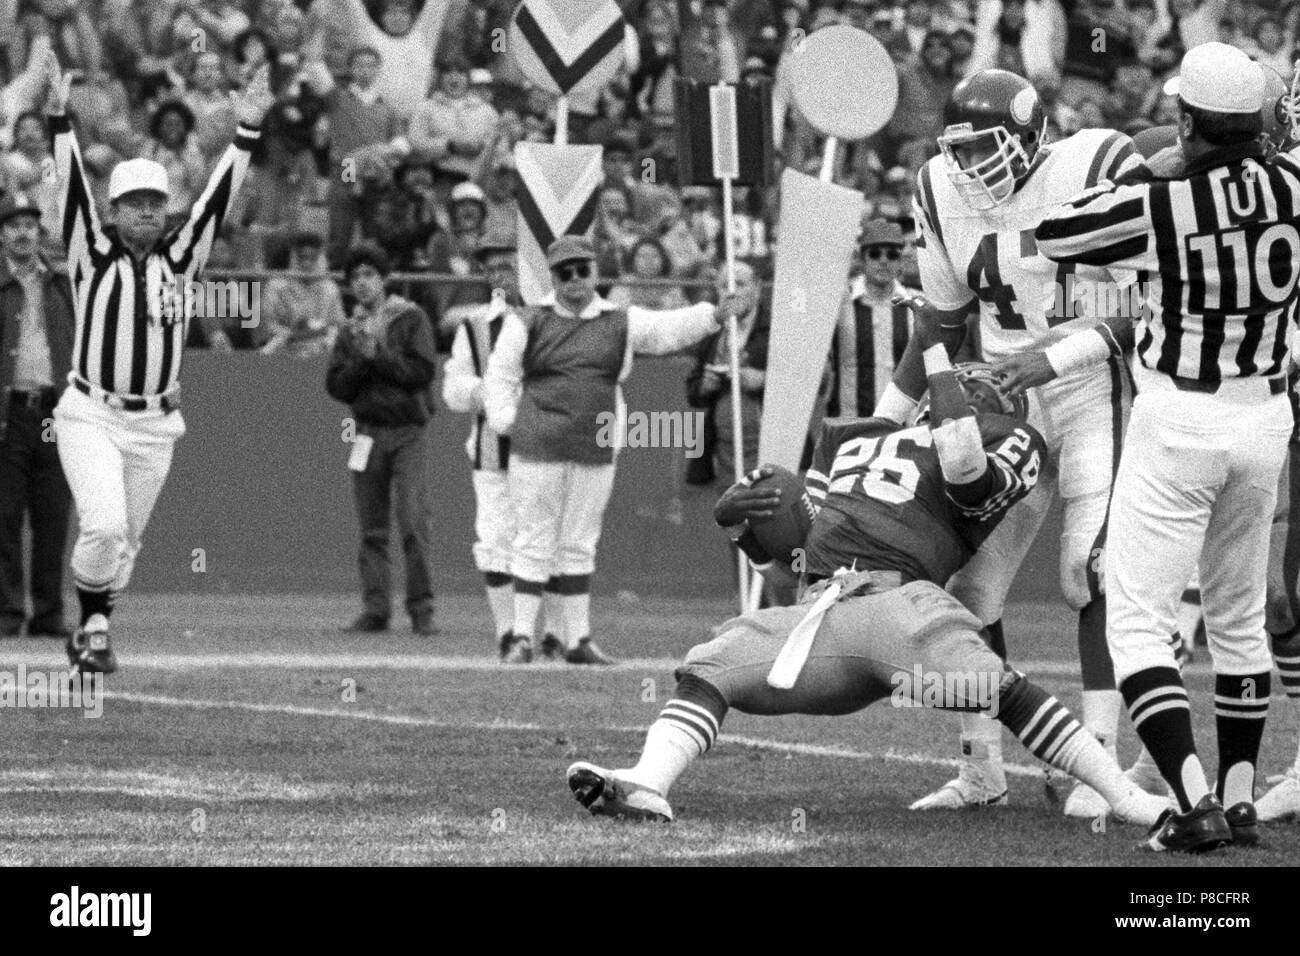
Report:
914,128,1137,362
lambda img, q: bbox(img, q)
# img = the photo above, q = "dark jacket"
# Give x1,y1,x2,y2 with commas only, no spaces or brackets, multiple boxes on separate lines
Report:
684,303,771,485
0,253,76,439
326,295,439,427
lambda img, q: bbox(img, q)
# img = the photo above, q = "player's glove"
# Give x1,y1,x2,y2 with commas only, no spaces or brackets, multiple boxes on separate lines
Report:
713,466,782,528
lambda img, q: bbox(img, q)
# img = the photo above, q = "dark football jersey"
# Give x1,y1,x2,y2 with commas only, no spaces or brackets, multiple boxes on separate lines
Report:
801,414,1046,583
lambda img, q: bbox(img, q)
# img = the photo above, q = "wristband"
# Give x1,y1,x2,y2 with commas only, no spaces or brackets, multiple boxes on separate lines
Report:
874,381,920,424
1044,327,1112,379
922,343,953,377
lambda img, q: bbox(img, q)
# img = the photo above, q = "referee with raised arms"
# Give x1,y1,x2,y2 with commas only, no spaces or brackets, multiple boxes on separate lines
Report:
1001,43,1300,852
40,50,273,675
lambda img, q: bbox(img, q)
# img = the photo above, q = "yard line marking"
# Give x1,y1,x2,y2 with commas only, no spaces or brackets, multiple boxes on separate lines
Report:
0,649,1212,677
101,691,1051,778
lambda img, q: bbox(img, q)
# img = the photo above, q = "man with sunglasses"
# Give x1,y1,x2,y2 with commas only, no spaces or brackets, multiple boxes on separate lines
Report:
828,220,918,419
483,235,749,664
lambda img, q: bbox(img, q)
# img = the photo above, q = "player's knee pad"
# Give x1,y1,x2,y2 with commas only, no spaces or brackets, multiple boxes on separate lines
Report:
1060,490,1111,611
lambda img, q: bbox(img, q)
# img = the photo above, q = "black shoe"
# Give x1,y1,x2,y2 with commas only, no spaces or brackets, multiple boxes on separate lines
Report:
28,620,73,639
66,620,118,675
500,632,533,664
1224,801,1260,847
1147,793,1232,853
539,633,564,661
341,614,389,633
411,612,439,636
564,637,615,666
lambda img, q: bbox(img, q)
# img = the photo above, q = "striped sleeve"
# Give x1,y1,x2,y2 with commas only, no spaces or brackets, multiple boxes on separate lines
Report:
1034,179,1157,270
804,422,836,511
949,426,1045,521
165,123,261,281
48,114,111,280
1088,131,1136,187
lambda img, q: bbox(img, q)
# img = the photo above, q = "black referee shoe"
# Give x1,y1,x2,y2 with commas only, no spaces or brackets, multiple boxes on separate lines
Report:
539,633,564,661
565,637,615,666
1146,793,1232,853
66,617,117,675
1225,801,1260,847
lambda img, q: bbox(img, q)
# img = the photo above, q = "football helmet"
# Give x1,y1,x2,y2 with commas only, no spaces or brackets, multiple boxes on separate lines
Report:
913,362,1029,425
938,70,1046,210
1259,63,1300,160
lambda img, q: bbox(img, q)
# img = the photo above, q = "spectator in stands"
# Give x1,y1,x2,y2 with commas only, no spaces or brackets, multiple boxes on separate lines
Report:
231,27,275,90
192,0,252,53
426,180,489,332
324,44,402,267
681,0,743,84
609,236,687,311
478,155,518,243
627,0,680,131
968,0,1067,86
888,29,959,162
143,100,207,230
593,181,639,278
183,50,238,163
261,230,346,357
1,33,50,151
409,57,499,194
685,260,767,485
314,0,467,120
363,157,441,270
7,0,101,78
326,240,440,637
0,190,75,640
1247,15,1298,77
655,197,707,277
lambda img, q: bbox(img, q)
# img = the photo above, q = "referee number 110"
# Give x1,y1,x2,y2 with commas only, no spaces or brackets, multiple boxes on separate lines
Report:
1185,223,1300,310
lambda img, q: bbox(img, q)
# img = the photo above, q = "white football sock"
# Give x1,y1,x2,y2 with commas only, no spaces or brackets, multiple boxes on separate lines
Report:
485,583,513,639
563,592,591,649
625,719,702,796
1081,689,1122,760
1222,761,1255,809
1180,756,1211,807
542,588,564,643
960,711,1003,765
512,591,542,640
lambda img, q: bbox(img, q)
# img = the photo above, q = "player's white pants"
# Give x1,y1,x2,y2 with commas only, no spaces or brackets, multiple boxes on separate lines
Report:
1106,364,1291,681
471,469,513,575
53,387,185,594
948,359,1130,621
508,456,615,581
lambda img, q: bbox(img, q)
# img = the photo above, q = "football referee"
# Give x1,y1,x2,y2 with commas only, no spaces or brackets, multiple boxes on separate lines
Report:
1018,43,1300,852
41,50,273,674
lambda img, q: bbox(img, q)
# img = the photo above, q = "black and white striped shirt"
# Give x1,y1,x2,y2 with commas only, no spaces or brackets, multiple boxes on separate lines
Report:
50,114,258,397
1036,141,1300,382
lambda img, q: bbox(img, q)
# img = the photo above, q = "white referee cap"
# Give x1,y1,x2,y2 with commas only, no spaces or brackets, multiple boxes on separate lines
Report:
108,158,170,202
1162,42,1265,114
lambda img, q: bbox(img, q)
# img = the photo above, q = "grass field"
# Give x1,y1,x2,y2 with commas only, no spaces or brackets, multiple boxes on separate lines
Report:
0,592,1297,866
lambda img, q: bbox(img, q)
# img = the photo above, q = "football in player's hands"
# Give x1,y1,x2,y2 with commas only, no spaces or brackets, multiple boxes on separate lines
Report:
744,466,815,564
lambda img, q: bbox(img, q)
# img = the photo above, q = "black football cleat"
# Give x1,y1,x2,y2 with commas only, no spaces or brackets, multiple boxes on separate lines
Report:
66,617,117,675
565,637,614,666
538,633,564,661
1224,801,1260,847
1146,793,1232,853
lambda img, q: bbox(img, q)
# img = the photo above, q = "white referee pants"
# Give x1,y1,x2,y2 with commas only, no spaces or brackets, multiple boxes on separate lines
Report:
508,457,616,582
1106,364,1291,681
471,470,514,575
53,387,185,594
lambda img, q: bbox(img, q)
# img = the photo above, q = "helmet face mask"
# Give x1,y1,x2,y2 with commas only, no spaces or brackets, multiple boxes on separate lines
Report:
939,123,1034,210
911,362,1029,425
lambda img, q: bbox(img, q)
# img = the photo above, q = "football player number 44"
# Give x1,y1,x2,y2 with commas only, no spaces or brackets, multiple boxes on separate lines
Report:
828,427,932,505
968,229,1077,330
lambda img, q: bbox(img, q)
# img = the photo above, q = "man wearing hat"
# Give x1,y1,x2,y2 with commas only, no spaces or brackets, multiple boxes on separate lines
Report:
828,219,918,419
483,235,747,664
442,235,560,661
327,240,440,636
1019,41,1300,850
40,50,273,674
0,190,76,639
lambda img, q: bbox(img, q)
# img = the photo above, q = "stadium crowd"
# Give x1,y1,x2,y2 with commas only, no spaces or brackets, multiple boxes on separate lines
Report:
0,0,1295,355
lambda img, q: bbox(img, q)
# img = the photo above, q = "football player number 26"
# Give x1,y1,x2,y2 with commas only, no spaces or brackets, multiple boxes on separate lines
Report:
828,427,932,505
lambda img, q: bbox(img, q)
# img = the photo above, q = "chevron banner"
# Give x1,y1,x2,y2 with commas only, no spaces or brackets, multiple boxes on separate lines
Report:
514,142,604,304
509,0,627,98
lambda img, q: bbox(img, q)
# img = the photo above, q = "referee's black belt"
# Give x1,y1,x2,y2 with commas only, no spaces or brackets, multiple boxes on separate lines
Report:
72,375,180,413
1169,374,1286,396
6,386,58,410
